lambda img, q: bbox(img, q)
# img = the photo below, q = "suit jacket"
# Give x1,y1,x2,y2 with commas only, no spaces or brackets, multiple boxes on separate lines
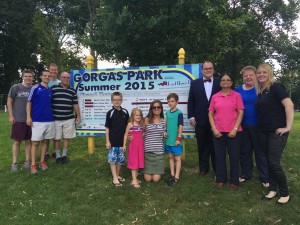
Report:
188,77,221,126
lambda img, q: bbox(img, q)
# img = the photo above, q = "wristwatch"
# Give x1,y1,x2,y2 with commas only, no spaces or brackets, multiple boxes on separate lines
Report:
234,127,238,131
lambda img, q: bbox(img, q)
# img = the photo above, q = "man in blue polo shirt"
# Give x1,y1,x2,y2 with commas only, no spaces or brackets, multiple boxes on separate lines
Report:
26,70,54,174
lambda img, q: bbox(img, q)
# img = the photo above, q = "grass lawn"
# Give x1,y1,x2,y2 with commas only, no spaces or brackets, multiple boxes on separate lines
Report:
0,112,299,225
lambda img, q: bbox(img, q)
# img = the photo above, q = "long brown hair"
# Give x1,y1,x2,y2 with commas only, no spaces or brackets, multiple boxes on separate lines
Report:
146,100,164,124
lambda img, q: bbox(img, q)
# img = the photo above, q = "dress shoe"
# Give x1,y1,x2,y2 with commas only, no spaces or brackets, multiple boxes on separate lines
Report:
215,182,224,188
230,184,238,191
261,193,277,201
276,196,291,205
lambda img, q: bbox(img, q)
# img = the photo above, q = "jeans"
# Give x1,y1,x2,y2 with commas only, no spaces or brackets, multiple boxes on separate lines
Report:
260,131,289,197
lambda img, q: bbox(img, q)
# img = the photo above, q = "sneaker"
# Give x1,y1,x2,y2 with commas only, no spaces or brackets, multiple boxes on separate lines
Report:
11,163,18,172
31,165,37,174
23,161,30,170
44,154,50,162
39,161,48,171
62,156,69,164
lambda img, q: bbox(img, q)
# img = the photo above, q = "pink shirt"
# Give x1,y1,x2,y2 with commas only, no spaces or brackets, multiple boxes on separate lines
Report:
209,90,244,132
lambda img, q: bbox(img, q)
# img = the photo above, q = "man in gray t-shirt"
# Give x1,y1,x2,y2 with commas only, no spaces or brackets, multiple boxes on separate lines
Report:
7,69,34,172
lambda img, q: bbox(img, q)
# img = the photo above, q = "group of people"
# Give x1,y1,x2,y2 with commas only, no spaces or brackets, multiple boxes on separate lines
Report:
188,61,294,205
8,61,294,205
105,92,183,188
8,64,80,174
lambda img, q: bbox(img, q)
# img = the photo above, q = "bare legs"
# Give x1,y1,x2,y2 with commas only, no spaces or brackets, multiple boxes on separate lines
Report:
168,154,181,179
31,139,48,165
111,164,121,184
12,140,31,164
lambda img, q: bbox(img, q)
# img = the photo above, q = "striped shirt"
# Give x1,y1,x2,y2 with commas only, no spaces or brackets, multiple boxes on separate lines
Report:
144,119,165,154
51,84,78,120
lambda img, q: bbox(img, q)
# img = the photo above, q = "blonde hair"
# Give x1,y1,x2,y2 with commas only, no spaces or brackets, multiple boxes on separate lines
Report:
129,108,144,126
256,63,275,94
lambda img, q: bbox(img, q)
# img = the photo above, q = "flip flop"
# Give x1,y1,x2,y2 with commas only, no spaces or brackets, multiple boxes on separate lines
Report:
112,181,122,187
130,183,140,188
118,176,126,182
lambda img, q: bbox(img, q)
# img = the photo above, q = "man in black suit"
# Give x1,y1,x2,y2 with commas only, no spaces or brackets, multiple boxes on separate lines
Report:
188,60,221,176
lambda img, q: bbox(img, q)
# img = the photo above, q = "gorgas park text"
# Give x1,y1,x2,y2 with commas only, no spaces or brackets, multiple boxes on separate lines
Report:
73,69,163,82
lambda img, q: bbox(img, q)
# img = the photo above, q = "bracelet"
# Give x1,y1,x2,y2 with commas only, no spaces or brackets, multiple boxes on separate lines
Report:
234,127,238,131
176,137,182,141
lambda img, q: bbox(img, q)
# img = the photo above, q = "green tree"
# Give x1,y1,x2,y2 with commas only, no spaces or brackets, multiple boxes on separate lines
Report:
90,0,300,82
34,0,84,72
0,0,38,94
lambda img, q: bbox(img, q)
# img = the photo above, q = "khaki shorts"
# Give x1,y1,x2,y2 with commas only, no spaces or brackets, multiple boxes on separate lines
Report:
31,122,55,141
54,118,76,140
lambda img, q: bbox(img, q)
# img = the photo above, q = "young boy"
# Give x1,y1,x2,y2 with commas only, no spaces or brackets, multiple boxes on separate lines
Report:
165,93,183,185
105,92,129,186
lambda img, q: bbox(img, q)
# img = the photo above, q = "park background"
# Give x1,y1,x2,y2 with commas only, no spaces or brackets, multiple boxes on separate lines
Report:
1,0,300,109
1,1,300,224
0,113,299,224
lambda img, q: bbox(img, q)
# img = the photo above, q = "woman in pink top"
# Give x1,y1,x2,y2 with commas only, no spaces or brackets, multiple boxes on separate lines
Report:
208,73,244,190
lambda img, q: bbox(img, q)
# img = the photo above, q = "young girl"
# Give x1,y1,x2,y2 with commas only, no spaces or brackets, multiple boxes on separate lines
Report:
123,108,144,188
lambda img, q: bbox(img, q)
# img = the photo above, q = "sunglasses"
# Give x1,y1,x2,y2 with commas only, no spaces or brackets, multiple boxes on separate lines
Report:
152,106,161,109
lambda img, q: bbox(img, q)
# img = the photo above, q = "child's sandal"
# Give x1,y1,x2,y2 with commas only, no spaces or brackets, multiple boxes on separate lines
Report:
130,182,141,189
112,181,122,187
118,176,126,182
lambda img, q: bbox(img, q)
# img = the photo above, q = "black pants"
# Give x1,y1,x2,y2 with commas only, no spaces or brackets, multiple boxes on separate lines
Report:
213,132,241,185
260,131,289,197
240,125,269,182
195,123,215,173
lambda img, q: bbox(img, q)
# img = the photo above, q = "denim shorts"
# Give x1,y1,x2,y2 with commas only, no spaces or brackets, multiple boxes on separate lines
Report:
108,147,126,165
165,145,183,156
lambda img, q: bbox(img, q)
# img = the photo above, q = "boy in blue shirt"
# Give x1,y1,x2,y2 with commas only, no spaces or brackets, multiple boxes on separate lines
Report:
165,93,183,185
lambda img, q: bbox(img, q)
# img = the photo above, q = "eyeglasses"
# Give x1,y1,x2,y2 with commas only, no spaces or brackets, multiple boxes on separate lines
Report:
203,67,213,71
61,77,70,79
221,79,232,82
152,106,161,109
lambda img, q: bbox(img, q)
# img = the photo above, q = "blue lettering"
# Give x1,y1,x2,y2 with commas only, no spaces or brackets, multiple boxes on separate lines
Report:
127,71,135,80
136,71,144,80
83,73,91,82
91,73,98,81
74,73,82,82
116,71,123,80
144,70,152,80
154,70,163,80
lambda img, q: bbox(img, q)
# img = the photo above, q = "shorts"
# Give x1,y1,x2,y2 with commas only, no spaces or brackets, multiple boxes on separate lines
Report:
165,145,183,156
31,122,55,141
54,119,76,140
11,122,31,141
108,147,126,165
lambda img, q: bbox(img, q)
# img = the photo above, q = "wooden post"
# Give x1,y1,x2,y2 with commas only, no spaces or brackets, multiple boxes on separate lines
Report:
178,48,186,160
86,55,95,155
